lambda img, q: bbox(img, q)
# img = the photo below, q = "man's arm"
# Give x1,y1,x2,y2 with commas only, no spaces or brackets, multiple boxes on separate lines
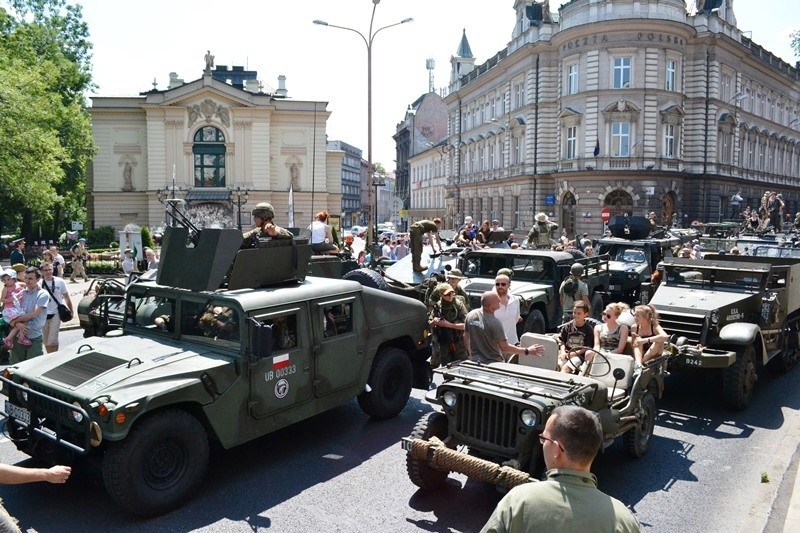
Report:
0,464,71,484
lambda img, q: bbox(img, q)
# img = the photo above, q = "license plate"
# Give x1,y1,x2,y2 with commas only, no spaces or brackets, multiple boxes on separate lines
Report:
4,401,30,425
609,284,621,291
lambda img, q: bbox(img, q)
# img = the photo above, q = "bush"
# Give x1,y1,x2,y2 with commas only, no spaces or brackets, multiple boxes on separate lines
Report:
141,226,155,249
86,226,116,248
85,261,121,275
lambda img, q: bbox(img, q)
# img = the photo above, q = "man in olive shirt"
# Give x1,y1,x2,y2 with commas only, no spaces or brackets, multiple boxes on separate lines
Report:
465,292,543,364
409,218,443,272
481,405,641,533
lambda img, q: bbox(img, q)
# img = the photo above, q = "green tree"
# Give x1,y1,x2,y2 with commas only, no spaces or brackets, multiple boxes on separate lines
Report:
141,227,155,250
0,0,95,239
792,30,800,58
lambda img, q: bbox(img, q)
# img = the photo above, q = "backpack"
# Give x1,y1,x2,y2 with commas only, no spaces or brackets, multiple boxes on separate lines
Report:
560,274,579,298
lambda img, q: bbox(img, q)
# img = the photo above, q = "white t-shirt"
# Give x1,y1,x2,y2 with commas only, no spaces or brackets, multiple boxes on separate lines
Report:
309,220,327,244
40,277,69,315
493,294,521,345
381,244,392,258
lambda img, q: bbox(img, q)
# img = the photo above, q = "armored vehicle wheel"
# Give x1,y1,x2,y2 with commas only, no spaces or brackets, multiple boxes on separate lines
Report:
343,268,389,291
772,321,800,374
407,412,451,489
102,409,209,517
722,345,757,411
358,347,413,419
624,391,656,458
522,309,546,335
590,293,604,320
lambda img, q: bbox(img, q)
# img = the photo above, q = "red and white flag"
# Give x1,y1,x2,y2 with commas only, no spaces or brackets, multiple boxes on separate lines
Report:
273,353,290,370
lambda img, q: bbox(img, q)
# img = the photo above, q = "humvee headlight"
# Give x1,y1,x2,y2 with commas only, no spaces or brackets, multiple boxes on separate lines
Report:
710,310,720,325
70,402,84,423
520,409,538,427
442,391,457,407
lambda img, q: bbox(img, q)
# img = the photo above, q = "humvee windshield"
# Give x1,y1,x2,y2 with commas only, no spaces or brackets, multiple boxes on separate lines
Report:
751,246,800,259
597,244,646,264
463,254,554,283
663,263,767,292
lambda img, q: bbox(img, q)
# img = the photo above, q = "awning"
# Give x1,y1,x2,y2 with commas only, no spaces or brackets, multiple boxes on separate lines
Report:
184,189,230,202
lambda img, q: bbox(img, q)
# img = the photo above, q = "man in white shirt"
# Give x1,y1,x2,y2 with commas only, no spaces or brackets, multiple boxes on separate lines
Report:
381,238,392,258
50,246,66,278
121,249,136,275
39,262,73,353
492,271,521,347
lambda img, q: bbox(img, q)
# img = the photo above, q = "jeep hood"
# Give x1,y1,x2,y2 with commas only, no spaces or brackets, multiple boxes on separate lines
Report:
651,285,759,312
609,260,645,272
10,335,236,400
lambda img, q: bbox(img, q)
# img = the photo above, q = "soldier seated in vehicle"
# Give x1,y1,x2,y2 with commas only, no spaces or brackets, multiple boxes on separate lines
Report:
242,202,293,246
197,306,238,341
558,301,596,374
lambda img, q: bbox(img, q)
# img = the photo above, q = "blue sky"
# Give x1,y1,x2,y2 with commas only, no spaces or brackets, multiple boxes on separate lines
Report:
24,1,800,169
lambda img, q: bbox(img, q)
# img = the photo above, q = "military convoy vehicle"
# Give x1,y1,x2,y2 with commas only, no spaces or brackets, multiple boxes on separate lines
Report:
402,331,671,490
1,227,431,516
651,255,800,410
595,215,687,305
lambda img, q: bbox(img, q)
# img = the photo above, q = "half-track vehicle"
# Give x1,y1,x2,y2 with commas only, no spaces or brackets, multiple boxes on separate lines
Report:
402,332,670,491
596,216,686,305
651,255,800,410
1,227,431,516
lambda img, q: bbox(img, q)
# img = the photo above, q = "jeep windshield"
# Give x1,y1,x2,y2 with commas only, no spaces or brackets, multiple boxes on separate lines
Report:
662,260,768,292
463,254,554,283
598,244,647,263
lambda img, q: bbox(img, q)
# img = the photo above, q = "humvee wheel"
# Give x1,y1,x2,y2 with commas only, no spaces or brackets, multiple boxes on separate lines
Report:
722,345,757,411
102,410,209,516
590,293,604,320
358,347,412,419
522,310,546,335
407,412,451,489
624,391,656,458
343,268,389,291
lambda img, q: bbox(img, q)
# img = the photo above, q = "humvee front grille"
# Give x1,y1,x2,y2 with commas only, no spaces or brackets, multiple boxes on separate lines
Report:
658,312,705,344
455,392,519,451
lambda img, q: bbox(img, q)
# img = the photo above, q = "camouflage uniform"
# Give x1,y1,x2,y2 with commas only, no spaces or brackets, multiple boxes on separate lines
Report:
527,219,558,249
410,220,440,272
429,285,469,367
242,202,293,245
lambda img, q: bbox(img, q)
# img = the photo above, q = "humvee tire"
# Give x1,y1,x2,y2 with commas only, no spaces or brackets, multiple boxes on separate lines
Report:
522,309,546,335
343,268,389,291
102,410,209,516
357,347,413,419
624,391,656,458
407,412,450,489
722,345,757,411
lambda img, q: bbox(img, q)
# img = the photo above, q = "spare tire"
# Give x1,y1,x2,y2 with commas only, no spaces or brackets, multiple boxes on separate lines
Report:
343,268,389,291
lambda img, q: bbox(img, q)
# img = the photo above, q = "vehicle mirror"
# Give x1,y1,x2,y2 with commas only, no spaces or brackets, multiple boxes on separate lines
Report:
612,368,626,380
250,320,273,359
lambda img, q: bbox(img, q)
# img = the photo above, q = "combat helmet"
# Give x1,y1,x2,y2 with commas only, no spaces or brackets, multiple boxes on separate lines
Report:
252,202,275,220
570,263,584,276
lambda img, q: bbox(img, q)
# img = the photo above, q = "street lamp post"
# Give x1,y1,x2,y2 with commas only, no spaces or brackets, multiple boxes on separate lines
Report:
314,1,412,247
373,173,386,235
229,186,250,231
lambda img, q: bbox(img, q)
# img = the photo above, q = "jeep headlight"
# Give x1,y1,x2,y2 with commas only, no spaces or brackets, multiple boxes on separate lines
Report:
442,391,457,407
70,401,84,423
520,409,538,427
710,310,720,325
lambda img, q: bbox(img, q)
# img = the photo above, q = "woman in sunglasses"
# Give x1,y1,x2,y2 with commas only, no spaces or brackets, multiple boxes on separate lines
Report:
593,302,630,356
631,304,668,366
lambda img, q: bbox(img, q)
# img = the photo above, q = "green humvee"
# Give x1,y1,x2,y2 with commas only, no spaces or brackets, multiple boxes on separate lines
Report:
1,227,430,516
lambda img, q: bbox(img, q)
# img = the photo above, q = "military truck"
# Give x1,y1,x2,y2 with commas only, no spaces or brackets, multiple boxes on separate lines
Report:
402,331,671,490
458,249,610,333
651,255,800,410
1,227,431,516
596,216,685,305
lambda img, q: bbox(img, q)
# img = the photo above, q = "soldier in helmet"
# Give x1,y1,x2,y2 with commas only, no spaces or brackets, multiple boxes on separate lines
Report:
429,283,469,367
243,202,293,244
559,263,590,323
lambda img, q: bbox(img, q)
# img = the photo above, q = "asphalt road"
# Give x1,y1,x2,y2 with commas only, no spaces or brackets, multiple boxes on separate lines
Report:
1,328,799,532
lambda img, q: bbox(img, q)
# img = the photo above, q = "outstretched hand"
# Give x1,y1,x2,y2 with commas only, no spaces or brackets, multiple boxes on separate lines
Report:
45,465,71,484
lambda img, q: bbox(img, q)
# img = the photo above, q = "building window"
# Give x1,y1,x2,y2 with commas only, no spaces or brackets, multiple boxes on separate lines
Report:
193,127,226,188
613,57,631,89
513,82,525,109
611,122,631,156
512,136,522,165
566,126,577,159
721,73,731,102
567,63,579,95
664,124,675,158
666,60,676,92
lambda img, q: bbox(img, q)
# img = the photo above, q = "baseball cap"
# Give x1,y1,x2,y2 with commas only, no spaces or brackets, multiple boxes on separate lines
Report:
79,238,86,242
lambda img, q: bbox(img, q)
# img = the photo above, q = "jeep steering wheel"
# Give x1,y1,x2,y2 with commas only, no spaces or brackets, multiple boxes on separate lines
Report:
580,349,612,378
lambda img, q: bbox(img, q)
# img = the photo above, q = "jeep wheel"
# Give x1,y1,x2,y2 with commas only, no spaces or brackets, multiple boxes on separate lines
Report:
624,391,656,458
407,412,451,489
102,410,209,517
358,347,413,419
722,345,757,411
343,268,389,291
522,309,546,335
590,293,604,320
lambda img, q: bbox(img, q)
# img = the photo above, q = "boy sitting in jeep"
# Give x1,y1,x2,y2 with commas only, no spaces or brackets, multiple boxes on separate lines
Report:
558,301,595,374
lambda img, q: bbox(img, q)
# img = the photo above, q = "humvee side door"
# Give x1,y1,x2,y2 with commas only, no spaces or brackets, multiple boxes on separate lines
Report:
312,295,364,397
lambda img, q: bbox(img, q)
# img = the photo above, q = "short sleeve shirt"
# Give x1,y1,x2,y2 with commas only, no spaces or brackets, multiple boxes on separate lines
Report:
465,308,507,364
561,279,589,310
493,295,521,345
559,320,596,352
21,287,50,340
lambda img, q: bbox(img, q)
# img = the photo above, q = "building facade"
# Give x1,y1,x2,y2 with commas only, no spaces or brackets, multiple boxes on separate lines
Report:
88,61,342,232
327,140,364,228
433,0,800,236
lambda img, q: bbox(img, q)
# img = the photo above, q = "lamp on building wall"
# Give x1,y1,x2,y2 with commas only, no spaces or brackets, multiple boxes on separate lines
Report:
228,186,250,231
314,2,413,247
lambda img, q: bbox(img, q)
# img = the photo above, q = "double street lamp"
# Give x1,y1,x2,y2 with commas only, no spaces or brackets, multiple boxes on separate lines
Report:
228,186,250,231
314,0,412,247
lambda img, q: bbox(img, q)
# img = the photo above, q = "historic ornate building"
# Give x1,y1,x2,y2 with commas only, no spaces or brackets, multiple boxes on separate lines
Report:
424,0,799,235
88,59,342,231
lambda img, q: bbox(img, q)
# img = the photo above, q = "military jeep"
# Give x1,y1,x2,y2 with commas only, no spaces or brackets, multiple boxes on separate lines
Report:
402,332,670,491
1,227,430,516
651,255,800,410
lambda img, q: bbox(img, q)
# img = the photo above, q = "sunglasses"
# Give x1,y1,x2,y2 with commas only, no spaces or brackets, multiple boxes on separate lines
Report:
539,434,565,452
443,292,455,297
604,313,613,318
495,282,508,287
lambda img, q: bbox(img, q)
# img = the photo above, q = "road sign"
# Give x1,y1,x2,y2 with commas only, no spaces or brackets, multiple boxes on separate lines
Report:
601,208,611,222
399,209,408,217
390,197,403,213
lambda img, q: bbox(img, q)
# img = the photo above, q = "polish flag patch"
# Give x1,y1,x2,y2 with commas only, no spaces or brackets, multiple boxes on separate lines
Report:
272,354,290,370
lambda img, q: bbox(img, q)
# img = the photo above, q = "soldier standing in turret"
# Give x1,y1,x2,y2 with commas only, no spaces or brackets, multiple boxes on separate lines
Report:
243,203,293,244
527,213,559,249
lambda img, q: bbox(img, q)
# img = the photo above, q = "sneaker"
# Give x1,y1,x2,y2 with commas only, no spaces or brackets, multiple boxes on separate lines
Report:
17,335,32,347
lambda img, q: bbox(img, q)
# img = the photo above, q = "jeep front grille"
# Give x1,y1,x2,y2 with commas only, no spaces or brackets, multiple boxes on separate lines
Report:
658,312,705,344
455,392,519,451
